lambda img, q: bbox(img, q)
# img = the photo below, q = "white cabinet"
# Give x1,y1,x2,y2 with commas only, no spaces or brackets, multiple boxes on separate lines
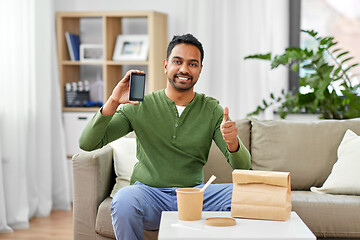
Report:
63,111,96,157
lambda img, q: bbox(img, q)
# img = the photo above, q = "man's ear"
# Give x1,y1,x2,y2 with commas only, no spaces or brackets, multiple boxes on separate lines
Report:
163,59,168,74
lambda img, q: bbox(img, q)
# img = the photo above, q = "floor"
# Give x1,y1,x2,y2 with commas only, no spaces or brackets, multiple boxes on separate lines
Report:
0,209,73,240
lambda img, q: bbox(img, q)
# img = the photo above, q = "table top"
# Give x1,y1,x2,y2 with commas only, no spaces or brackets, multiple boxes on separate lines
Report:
158,211,316,240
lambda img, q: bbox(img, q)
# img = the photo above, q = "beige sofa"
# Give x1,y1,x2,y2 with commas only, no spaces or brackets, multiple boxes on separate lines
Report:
72,118,360,240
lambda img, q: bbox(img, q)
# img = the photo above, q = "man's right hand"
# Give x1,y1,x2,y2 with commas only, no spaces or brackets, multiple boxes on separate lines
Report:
101,70,144,116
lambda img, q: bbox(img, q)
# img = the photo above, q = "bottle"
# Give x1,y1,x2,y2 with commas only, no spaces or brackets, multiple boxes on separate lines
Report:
90,71,103,104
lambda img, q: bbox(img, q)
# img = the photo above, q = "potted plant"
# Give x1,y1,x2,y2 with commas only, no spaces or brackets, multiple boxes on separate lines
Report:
245,30,360,119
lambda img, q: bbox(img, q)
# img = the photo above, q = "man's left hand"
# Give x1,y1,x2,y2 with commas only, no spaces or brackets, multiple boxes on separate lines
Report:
220,107,239,152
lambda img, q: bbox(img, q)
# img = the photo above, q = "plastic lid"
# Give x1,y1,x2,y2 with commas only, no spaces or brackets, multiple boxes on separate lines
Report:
205,217,236,227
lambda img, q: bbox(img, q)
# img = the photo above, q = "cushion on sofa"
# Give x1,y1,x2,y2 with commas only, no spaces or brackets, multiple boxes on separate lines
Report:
204,119,251,183
292,191,360,238
96,198,116,239
109,133,138,197
311,129,360,195
235,119,251,151
250,118,360,190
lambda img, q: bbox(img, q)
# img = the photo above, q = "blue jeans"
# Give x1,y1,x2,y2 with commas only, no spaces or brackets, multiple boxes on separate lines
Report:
111,181,233,240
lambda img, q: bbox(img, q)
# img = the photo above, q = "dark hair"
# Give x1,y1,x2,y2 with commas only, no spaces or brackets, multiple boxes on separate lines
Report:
166,33,204,64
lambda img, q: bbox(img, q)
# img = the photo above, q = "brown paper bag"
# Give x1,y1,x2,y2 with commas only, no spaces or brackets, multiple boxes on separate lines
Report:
231,169,292,221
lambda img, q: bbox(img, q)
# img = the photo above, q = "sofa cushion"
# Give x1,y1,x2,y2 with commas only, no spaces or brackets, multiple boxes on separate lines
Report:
292,191,360,238
250,118,360,190
235,119,251,151
204,119,251,183
96,198,115,239
311,129,360,195
109,133,138,197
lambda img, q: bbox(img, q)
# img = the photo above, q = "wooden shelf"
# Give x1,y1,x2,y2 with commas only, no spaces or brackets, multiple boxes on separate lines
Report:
62,60,103,65
106,60,149,65
63,107,100,112
56,11,168,111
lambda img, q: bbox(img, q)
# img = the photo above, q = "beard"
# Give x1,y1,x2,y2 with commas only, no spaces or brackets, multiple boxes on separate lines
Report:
167,73,197,91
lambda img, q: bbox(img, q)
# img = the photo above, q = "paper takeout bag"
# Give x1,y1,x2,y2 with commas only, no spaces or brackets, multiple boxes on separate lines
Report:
231,169,291,221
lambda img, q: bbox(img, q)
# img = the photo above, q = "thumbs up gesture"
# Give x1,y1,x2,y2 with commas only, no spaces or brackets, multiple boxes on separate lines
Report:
220,107,239,152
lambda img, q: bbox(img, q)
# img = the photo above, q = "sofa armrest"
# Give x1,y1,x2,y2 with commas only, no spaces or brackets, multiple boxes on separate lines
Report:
72,145,114,240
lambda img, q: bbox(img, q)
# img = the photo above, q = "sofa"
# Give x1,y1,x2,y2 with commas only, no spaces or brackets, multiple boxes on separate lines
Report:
72,117,360,240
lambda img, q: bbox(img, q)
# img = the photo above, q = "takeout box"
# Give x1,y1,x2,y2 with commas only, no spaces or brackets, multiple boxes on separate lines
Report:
231,169,292,221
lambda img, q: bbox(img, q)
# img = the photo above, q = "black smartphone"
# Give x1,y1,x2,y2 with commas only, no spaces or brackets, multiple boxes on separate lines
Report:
129,72,146,101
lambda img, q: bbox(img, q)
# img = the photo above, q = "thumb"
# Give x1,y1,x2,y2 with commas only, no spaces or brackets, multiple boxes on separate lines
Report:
223,107,229,122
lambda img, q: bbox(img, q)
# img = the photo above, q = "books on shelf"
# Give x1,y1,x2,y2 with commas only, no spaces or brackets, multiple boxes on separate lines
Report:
65,32,80,61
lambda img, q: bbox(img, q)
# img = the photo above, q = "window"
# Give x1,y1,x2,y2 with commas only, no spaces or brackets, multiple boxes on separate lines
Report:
301,0,360,86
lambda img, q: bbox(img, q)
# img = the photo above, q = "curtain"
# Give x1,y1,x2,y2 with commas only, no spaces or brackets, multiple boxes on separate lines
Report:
178,0,289,119
0,0,71,233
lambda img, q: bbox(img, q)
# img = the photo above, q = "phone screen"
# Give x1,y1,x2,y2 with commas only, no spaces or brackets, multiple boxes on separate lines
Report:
129,72,146,101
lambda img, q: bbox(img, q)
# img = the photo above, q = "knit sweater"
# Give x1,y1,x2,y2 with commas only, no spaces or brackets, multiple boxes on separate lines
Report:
79,89,251,188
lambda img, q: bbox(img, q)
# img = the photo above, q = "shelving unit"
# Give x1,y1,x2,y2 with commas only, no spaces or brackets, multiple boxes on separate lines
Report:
56,11,168,112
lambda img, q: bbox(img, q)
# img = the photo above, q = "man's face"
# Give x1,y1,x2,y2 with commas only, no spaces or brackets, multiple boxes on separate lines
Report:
164,43,203,91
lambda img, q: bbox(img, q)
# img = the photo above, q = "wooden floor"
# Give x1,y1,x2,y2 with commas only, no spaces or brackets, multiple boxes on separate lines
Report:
0,209,73,240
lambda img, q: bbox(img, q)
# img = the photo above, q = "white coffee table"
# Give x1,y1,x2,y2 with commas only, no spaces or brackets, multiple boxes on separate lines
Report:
158,211,316,240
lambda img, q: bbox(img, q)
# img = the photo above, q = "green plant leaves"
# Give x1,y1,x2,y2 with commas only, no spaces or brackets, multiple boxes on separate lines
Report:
244,53,271,60
301,29,318,38
298,92,315,104
336,51,349,58
244,29,360,119
333,66,342,78
341,57,354,64
290,63,299,73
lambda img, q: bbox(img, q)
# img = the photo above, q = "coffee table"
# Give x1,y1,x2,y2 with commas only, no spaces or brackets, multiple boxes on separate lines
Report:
158,211,315,240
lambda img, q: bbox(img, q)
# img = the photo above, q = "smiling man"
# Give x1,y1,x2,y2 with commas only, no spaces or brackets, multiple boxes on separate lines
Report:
79,33,251,240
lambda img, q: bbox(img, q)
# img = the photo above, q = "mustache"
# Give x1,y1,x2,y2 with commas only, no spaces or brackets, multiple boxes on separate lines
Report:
174,72,192,79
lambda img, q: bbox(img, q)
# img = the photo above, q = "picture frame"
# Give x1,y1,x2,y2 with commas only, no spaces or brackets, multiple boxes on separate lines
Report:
112,35,149,61
80,44,104,62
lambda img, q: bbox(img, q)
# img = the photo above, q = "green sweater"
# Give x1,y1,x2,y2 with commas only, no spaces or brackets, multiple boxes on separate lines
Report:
79,89,251,188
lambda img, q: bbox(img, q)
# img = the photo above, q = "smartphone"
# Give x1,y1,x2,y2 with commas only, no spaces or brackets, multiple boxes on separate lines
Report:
129,72,146,101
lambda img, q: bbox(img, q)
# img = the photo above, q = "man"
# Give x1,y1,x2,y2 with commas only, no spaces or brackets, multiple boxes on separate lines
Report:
79,33,251,240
